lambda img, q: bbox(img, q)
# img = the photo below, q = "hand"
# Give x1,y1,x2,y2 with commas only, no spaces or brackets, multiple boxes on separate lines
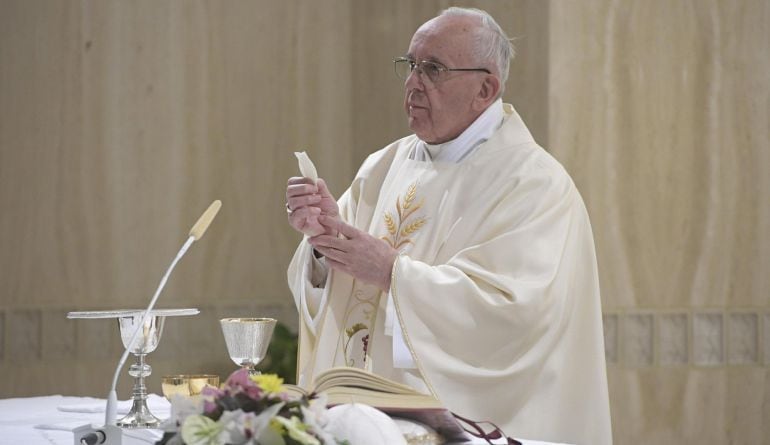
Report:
286,177,340,237
309,216,399,292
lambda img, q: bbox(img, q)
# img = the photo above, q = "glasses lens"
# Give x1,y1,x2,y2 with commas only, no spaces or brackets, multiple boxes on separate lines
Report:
421,61,442,82
394,59,412,80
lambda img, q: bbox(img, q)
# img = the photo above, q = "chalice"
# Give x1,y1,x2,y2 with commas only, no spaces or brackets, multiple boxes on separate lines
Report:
220,318,277,374
115,312,165,428
67,308,199,428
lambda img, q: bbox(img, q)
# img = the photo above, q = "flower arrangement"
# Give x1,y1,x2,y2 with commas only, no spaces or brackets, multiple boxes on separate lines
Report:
156,369,345,445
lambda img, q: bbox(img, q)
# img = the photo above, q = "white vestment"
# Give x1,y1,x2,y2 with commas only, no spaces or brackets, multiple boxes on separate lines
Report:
287,104,612,445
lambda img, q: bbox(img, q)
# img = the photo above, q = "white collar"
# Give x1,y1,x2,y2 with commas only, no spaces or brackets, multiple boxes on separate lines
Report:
413,98,504,163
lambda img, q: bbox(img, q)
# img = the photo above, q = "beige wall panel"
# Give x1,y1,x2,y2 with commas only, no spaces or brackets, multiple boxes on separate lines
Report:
608,367,770,444
550,0,770,309
551,0,770,442
0,0,354,396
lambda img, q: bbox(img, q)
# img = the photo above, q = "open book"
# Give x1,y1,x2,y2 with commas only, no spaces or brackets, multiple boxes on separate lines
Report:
285,367,472,443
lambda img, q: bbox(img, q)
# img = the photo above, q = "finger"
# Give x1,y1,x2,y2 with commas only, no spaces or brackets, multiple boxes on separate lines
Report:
312,244,350,267
286,183,318,199
308,233,349,251
287,194,321,211
288,206,321,225
322,256,349,273
319,215,359,239
287,176,316,186
317,178,332,198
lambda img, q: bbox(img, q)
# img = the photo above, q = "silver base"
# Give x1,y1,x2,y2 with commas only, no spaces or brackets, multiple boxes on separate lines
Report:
116,399,162,428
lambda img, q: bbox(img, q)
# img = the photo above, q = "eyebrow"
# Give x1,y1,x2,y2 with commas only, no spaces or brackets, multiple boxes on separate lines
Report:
404,54,446,65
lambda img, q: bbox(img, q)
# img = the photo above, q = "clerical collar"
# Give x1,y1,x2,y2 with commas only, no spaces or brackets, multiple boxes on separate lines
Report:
412,98,504,163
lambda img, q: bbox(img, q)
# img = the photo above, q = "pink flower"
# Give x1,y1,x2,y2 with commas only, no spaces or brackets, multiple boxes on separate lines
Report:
200,386,224,414
224,369,263,400
201,385,224,399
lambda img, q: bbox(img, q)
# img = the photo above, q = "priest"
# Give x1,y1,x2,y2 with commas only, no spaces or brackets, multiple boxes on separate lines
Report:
285,7,612,445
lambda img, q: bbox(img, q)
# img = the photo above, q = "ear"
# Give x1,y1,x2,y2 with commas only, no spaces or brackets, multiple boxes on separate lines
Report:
473,75,501,111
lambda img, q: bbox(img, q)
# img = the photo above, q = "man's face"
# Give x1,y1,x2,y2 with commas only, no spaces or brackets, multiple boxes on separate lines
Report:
403,16,490,144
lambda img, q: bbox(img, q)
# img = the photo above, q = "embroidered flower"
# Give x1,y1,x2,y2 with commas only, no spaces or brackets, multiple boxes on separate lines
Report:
345,323,367,338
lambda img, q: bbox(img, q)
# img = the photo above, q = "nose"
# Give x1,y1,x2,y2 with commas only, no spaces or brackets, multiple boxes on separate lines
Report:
404,67,424,91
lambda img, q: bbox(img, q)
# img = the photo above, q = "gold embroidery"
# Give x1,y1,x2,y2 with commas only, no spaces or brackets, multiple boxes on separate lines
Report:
338,182,427,369
340,287,379,368
381,182,427,250
345,322,367,339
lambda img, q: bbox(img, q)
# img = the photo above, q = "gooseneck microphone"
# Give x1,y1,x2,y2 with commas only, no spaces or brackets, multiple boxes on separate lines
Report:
75,201,221,445
105,200,222,426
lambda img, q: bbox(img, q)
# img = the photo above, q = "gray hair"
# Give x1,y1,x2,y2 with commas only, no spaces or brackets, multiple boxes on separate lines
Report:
440,7,515,92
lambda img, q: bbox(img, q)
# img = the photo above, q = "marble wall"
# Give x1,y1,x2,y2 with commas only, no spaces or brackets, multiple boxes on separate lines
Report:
549,0,770,442
0,0,358,399
0,0,767,443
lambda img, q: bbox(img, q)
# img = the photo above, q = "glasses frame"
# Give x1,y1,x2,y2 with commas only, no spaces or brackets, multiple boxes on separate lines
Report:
393,57,491,83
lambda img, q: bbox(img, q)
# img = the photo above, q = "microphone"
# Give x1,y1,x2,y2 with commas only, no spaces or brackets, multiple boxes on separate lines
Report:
189,199,222,240
105,200,222,424
74,201,221,445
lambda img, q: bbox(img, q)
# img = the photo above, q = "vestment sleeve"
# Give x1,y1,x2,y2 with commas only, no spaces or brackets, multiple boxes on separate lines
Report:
287,185,358,337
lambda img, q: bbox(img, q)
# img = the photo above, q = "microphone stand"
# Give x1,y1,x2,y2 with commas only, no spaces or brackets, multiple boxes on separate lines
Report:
73,201,221,445
105,235,194,427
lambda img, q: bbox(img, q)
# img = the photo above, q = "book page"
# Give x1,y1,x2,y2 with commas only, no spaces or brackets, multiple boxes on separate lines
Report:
314,367,430,396
289,367,473,443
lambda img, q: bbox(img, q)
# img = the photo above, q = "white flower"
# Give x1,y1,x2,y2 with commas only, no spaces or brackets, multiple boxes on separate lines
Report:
217,409,250,445
300,395,337,445
307,393,330,425
167,394,205,428
254,424,286,445
180,415,223,445
273,416,321,445
249,402,285,440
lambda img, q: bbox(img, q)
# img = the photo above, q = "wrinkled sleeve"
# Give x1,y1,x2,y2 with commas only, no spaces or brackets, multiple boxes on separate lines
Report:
287,184,359,337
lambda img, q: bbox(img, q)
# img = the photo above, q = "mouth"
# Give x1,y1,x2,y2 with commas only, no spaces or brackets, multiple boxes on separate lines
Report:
406,91,427,112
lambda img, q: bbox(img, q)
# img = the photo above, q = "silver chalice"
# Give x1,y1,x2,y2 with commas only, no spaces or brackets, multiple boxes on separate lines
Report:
68,308,199,428
220,317,277,375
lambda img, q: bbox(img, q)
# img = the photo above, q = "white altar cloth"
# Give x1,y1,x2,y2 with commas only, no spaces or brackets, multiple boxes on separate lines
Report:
0,395,166,445
0,395,567,445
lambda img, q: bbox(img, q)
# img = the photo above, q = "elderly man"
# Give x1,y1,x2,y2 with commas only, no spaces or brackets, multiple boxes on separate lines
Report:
286,7,611,445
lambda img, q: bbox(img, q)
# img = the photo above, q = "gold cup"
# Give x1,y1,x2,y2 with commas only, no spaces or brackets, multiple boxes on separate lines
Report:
161,374,220,400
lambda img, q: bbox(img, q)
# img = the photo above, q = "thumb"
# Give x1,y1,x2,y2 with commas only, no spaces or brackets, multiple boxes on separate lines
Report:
317,178,334,199
319,215,358,238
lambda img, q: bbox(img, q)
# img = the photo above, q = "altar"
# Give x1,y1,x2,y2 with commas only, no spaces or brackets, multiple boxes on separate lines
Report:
0,395,566,445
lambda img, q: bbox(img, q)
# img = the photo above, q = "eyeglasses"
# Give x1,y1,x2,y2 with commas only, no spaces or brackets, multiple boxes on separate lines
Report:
393,57,491,83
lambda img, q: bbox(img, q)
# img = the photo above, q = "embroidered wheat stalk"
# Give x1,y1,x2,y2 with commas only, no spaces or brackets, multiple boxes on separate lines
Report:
401,198,423,220
395,239,414,249
400,218,426,237
384,212,397,235
382,181,427,250
403,183,417,209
